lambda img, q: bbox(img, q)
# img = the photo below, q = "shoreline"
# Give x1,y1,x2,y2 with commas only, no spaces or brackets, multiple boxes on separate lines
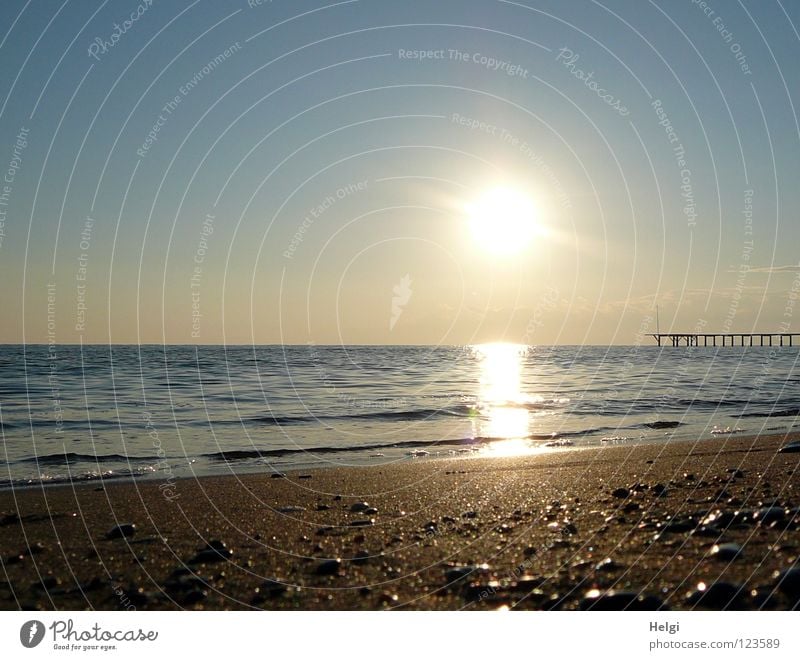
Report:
1,431,799,610
4,421,796,491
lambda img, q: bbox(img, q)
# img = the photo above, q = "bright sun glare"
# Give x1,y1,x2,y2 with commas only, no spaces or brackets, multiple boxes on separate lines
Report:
466,186,542,255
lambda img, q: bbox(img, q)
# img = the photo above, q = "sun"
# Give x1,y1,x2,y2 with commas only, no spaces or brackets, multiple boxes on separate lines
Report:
465,186,542,255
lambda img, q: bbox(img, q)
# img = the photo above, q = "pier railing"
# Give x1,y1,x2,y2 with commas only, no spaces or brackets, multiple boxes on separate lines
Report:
652,333,800,347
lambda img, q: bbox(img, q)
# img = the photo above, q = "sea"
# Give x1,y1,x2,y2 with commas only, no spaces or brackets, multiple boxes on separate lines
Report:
1,343,799,487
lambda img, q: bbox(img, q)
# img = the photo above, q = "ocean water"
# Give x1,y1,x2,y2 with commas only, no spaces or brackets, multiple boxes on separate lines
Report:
1,343,799,487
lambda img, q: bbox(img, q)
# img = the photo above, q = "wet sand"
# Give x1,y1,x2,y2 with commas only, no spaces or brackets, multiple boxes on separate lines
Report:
1,432,799,610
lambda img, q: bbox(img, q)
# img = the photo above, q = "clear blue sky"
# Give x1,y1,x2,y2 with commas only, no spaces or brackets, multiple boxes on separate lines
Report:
1,0,799,345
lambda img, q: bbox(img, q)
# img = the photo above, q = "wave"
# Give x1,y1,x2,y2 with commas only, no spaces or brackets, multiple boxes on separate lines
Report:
243,399,571,426
736,408,800,419
18,452,155,465
203,437,486,461
244,405,478,426
0,468,150,489
9,418,124,430
204,425,618,462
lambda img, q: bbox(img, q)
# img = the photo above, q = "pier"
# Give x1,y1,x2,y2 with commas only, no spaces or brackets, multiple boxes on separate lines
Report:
652,333,800,347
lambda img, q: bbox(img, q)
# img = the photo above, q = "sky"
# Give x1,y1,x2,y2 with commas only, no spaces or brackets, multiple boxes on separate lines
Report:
1,0,799,345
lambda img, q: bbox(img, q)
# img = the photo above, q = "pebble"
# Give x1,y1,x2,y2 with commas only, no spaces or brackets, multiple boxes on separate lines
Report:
686,581,747,608
364,507,379,515
595,558,624,573
278,506,305,513
710,542,743,561
378,592,399,606
22,542,46,556
561,522,578,536
163,574,208,605
349,519,374,527
612,488,630,499
0,512,20,526
106,523,136,540
257,579,288,598
660,517,696,533
580,589,663,611
353,550,370,564
190,540,233,563
125,587,152,608
701,508,752,531
774,568,800,597
753,507,786,526
445,564,490,584
315,504,331,511
32,576,61,591
349,502,371,513
270,472,287,479
749,586,782,609
315,559,342,576
778,441,800,453
462,580,506,602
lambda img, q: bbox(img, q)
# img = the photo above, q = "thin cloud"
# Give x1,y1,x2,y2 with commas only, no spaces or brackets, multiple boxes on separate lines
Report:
735,264,800,274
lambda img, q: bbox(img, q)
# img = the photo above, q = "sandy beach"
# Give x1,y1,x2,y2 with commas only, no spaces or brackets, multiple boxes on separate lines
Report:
1,432,799,611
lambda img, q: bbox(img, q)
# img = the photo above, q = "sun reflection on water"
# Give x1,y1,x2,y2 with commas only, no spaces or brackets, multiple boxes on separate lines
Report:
472,343,539,456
